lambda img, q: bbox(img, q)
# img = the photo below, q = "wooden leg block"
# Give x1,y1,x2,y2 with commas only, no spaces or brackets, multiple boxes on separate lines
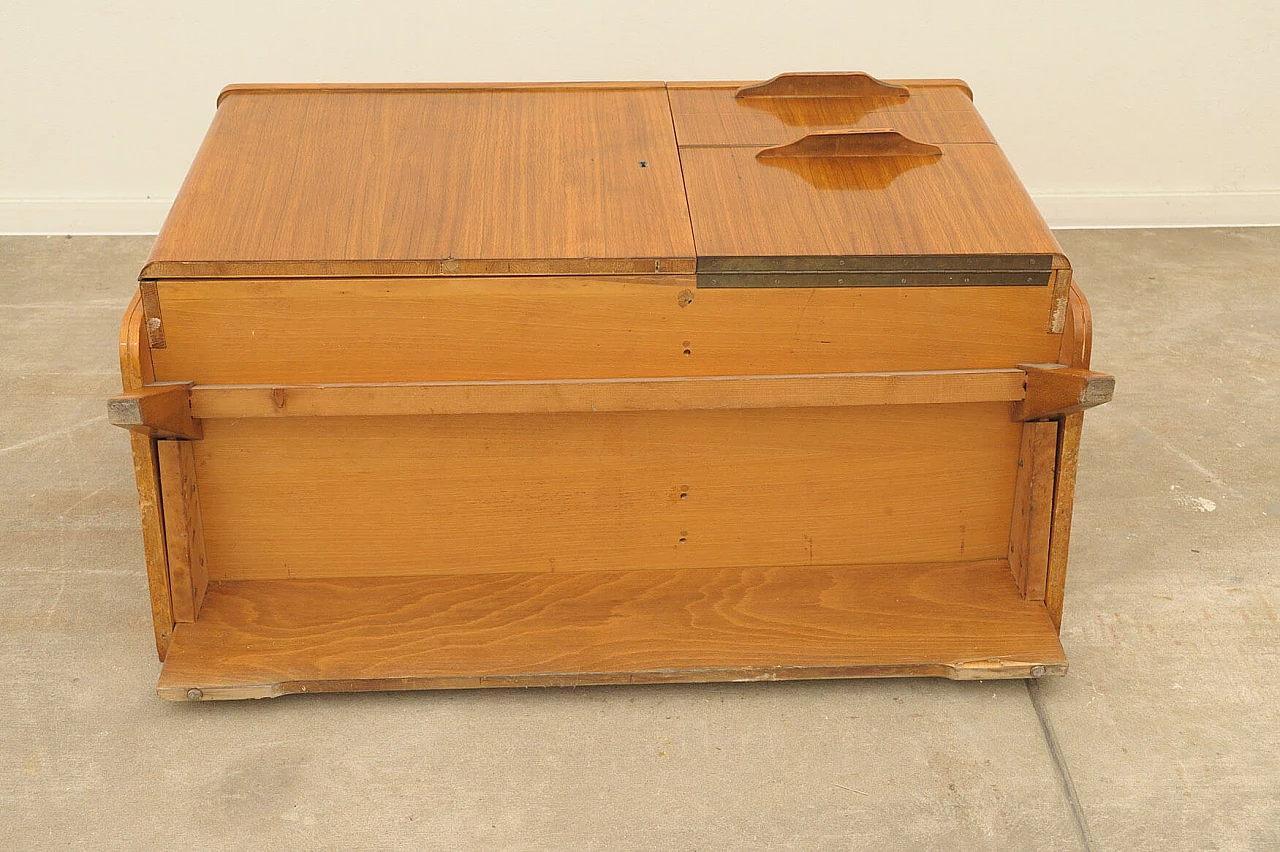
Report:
157,440,208,622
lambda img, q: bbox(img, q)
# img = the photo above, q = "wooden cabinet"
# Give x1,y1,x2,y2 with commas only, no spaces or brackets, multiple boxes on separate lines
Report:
111,73,1112,700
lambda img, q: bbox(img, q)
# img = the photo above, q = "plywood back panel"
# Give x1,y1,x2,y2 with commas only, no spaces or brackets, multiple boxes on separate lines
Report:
149,277,1061,384
194,402,1022,581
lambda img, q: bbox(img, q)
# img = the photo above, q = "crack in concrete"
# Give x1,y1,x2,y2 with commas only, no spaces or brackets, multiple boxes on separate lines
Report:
0,413,106,456
1027,679,1095,851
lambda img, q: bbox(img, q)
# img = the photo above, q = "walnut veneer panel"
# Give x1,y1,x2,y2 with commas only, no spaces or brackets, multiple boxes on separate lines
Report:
679,143,1063,260
145,88,695,278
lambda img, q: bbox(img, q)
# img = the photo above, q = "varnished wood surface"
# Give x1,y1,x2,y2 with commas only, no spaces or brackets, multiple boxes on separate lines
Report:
157,560,1067,699
217,81,666,105
157,440,208,622
755,130,942,161
119,294,173,658
148,277,1061,384
734,72,910,99
1009,421,1057,601
680,143,1063,260
117,77,1106,690
670,85,992,147
145,88,695,279
193,403,1022,581
185,369,1027,419
1059,280,1094,369
1046,283,1097,628
1046,412,1084,629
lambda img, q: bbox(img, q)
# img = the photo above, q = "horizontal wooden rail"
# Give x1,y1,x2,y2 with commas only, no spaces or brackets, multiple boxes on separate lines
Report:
186,370,1026,419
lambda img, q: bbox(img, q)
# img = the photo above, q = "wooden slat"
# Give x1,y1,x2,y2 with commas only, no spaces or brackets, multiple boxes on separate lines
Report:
193,403,1023,582
1008,421,1058,600
157,560,1067,700
118,293,174,659
187,370,1026,419
1046,413,1084,629
157,441,208,622
144,88,695,279
148,277,1062,385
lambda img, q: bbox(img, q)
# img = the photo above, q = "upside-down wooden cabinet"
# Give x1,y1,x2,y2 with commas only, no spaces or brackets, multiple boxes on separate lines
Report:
110,73,1112,700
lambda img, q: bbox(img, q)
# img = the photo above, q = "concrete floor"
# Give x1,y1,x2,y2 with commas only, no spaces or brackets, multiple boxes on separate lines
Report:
1,229,1277,849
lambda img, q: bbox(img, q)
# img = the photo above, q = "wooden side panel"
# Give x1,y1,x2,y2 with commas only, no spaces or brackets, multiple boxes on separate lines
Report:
149,277,1063,384
157,441,208,622
1008,421,1058,600
193,402,1022,582
119,293,174,659
1046,282,1096,628
157,561,1068,700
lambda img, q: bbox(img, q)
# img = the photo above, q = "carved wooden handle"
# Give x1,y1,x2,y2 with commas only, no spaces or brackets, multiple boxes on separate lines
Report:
756,129,942,161
735,72,909,100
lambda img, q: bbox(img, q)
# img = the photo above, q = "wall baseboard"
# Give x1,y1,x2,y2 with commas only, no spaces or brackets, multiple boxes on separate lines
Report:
1032,191,1280,229
1,192,1277,235
0,199,172,235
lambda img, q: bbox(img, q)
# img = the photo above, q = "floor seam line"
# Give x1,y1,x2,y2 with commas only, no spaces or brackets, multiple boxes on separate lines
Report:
1027,679,1095,852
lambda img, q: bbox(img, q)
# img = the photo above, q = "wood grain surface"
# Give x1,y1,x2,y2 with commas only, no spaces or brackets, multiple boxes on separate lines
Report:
157,440,208,622
185,369,1027,419
157,560,1067,699
679,143,1063,259
147,277,1061,384
1046,283,1097,628
192,403,1022,581
670,85,992,146
144,88,695,278
734,72,911,99
1008,421,1058,601
118,293,173,658
217,81,667,105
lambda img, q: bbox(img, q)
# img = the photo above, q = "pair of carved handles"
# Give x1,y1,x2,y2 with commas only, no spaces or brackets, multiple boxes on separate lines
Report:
736,72,942,161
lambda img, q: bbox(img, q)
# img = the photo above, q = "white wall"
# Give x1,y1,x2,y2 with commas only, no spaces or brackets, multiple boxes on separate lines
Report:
2,1,1277,232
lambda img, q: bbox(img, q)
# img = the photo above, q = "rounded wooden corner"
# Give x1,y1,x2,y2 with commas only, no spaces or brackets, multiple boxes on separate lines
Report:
943,78,974,100
119,290,146,390
216,84,252,107
1060,280,1094,369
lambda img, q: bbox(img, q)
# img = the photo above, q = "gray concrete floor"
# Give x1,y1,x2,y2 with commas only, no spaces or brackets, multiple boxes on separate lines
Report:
1,230,1277,850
